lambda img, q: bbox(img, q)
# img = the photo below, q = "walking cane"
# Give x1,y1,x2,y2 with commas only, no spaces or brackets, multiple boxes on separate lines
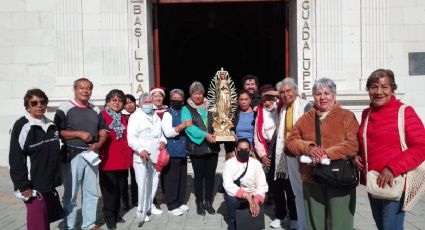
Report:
138,159,149,227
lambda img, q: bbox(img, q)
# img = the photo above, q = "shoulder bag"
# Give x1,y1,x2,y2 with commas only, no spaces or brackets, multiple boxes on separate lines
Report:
311,113,360,188
363,107,405,200
218,159,249,193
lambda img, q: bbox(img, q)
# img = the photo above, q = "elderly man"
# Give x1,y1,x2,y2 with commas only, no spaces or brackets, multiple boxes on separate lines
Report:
54,78,108,230
275,78,311,230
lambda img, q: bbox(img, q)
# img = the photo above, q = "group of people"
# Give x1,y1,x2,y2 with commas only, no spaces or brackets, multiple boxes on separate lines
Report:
9,69,425,230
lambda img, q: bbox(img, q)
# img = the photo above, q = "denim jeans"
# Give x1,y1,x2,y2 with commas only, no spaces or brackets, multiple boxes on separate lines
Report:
62,154,99,230
368,193,405,230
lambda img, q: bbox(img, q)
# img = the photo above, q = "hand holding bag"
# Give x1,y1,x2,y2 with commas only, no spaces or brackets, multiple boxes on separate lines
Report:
363,107,405,201
311,113,360,188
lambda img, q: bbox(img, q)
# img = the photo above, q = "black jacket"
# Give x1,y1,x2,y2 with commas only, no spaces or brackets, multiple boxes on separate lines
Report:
185,105,220,155
9,115,61,193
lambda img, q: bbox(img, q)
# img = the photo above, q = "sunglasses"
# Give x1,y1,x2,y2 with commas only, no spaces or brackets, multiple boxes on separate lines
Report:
29,100,47,107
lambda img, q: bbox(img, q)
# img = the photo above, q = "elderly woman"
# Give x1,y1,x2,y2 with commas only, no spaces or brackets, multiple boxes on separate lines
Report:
9,88,61,229
182,81,220,215
98,89,133,229
286,78,359,230
254,84,297,229
355,69,425,230
223,138,268,230
161,89,192,216
127,93,167,223
150,87,168,119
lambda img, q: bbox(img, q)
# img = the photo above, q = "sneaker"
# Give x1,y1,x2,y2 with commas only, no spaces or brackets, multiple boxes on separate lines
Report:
169,208,184,216
144,216,150,222
150,206,163,215
179,204,190,211
270,219,283,228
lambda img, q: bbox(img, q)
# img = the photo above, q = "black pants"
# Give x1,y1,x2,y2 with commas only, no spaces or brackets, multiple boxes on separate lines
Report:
129,167,138,205
190,153,219,203
224,193,264,230
267,145,297,220
163,157,187,210
99,170,128,225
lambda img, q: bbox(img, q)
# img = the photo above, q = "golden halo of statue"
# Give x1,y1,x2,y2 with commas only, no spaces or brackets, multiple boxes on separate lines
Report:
207,67,238,142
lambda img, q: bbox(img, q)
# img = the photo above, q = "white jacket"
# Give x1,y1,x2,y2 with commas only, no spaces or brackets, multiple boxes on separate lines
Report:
223,157,268,202
127,108,167,164
274,96,311,179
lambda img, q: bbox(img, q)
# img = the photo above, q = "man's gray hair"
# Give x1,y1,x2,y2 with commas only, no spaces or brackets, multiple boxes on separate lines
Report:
312,78,337,95
139,92,151,104
276,78,298,93
189,81,205,95
170,88,185,98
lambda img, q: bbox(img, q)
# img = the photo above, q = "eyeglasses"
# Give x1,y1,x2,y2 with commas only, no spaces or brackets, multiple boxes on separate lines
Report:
111,98,124,103
29,100,47,107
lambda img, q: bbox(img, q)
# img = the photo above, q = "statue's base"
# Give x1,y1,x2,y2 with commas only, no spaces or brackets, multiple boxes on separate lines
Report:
215,135,236,142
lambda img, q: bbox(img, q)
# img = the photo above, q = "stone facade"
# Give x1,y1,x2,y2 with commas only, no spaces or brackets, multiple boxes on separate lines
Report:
1,0,424,166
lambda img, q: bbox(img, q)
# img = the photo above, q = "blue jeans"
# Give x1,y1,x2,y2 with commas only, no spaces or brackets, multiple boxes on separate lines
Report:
368,193,405,230
62,154,99,230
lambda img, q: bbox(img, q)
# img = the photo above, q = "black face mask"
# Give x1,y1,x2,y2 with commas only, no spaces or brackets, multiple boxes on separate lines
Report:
170,100,184,110
236,150,250,162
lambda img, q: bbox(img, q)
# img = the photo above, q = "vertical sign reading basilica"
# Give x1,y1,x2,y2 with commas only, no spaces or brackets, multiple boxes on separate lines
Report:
299,0,313,90
129,0,149,95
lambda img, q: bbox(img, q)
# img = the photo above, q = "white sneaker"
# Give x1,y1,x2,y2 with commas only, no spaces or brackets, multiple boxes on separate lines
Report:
270,219,283,228
150,206,163,215
169,208,184,216
144,216,150,222
179,204,190,211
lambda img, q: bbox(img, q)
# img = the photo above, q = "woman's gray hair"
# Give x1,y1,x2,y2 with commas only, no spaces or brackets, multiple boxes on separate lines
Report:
276,78,298,93
139,92,151,104
170,88,185,98
189,81,205,95
312,78,337,95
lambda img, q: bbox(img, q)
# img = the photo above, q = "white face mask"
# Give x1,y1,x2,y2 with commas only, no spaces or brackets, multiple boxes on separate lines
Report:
141,104,154,114
264,102,276,112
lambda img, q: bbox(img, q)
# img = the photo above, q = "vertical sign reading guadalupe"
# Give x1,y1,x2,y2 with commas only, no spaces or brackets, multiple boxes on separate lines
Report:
129,0,148,95
298,0,313,91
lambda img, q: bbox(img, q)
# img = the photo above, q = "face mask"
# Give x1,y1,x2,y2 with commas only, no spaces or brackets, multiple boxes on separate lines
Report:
170,100,184,110
141,104,153,114
236,150,250,162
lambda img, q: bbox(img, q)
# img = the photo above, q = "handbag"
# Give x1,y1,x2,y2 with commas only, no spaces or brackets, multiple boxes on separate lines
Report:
156,148,170,172
311,113,360,188
47,190,65,223
398,105,425,210
363,107,405,201
217,159,249,193
235,207,265,230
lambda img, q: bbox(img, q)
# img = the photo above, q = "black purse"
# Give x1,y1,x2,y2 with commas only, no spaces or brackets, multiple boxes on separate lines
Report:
218,160,249,193
235,207,265,230
47,189,65,223
311,113,359,188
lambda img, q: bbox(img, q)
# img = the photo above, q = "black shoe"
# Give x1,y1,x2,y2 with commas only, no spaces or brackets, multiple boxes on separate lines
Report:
122,203,130,211
106,222,117,230
117,216,126,223
203,201,216,215
196,201,206,216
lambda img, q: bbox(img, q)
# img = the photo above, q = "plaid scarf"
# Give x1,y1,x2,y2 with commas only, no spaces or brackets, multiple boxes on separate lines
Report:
105,106,124,140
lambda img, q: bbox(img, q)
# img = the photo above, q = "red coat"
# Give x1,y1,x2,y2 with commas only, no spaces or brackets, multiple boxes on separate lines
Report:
99,110,133,171
358,96,425,184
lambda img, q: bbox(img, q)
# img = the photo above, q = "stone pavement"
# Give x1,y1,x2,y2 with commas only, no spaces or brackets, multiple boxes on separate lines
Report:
1,159,425,230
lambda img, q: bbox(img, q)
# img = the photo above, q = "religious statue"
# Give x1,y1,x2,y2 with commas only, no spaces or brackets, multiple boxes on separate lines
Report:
207,67,237,141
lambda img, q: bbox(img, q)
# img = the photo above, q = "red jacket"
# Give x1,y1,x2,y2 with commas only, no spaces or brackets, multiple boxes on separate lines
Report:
99,110,133,171
358,96,425,184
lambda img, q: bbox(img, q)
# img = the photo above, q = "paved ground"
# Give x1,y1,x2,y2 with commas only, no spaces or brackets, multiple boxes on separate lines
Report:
1,157,425,230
